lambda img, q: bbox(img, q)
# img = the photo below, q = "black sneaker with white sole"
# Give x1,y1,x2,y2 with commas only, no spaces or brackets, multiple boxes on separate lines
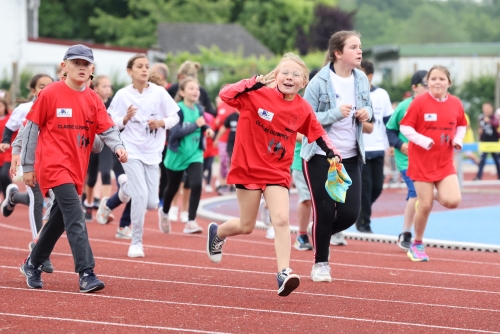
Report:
79,270,105,293
397,232,412,251
277,268,300,297
20,257,43,289
207,223,225,263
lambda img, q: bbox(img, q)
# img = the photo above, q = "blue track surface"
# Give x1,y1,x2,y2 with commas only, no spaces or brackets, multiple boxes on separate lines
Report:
347,205,500,245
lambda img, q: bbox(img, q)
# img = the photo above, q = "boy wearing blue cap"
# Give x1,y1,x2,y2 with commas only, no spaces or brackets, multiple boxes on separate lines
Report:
20,44,127,293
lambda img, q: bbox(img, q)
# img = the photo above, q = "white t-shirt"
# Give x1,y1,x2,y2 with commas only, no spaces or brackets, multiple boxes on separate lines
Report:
6,101,33,131
363,87,393,152
108,83,179,165
316,71,357,158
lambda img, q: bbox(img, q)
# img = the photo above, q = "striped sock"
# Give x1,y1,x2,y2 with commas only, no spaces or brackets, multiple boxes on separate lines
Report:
414,240,423,245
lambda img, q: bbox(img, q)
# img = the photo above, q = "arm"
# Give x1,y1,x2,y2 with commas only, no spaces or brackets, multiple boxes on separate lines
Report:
11,123,25,155
98,126,125,153
2,126,15,144
303,84,344,125
219,77,264,109
199,87,216,116
386,129,404,150
163,112,180,130
362,121,374,134
168,110,198,142
400,125,433,150
20,121,39,173
453,126,466,150
315,134,341,160
213,125,227,145
92,135,104,154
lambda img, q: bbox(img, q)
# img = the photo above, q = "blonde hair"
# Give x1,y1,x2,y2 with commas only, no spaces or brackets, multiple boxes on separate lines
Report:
174,77,199,102
148,72,164,86
177,61,201,79
427,65,452,84
273,52,309,85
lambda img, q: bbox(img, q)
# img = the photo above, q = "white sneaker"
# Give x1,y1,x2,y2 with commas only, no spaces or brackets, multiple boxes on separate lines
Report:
158,207,171,233
128,243,145,258
96,197,114,225
265,226,275,239
183,220,203,234
311,262,332,282
116,226,132,239
180,211,189,223
330,232,347,246
168,206,179,221
205,185,214,193
117,174,131,203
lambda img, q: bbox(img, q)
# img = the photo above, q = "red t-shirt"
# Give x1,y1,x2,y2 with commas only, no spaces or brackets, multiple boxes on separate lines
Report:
214,101,237,143
26,81,114,195
221,78,326,188
0,114,15,164
400,93,467,182
204,117,218,158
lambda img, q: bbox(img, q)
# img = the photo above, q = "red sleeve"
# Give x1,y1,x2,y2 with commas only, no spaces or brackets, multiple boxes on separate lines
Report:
25,91,48,126
219,77,262,110
297,104,325,143
400,95,421,128
456,102,467,127
95,97,114,133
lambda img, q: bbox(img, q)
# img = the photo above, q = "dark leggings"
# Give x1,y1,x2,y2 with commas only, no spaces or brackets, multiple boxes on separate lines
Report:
0,163,12,198
87,146,113,187
203,156,214,185
304,155,361,263
162,162,203,221
105,154,131,228
159,144,168,198
359,156,385,226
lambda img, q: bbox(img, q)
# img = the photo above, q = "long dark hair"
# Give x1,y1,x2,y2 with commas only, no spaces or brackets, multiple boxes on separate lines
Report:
15,73,53,103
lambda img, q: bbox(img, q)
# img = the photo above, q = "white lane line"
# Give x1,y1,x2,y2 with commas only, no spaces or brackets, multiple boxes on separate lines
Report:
0,312,228,333
3,222,499,267
2,245,500,295
0,287,496,333
0,223,500,266
2,268,499,313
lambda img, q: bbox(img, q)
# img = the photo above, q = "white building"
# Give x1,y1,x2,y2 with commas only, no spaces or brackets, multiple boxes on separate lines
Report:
365,43,500,87
0,0,149,88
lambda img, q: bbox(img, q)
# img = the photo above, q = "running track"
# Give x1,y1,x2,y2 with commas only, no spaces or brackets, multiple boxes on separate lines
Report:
1,202,499,333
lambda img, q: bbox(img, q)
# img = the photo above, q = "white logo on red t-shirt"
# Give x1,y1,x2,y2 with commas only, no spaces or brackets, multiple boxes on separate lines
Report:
424,113,437,121
258,108,274,122
57,108,72,117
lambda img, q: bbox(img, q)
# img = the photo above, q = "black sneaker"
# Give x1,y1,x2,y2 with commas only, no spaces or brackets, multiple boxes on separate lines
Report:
357,222,373,233
397,232,412,251
206,223,225,263
84,206,93,223
277,268,300,297
79,270,105,293
20,257,43,289
1,184,19,217
294,234,313,251
28,241,54,274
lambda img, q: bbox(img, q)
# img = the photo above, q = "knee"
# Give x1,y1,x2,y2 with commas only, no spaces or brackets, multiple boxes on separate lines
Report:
417,201,433,214
146,198,158,210
101,171,111,185
270,214,288,228
240,224,254,235
441,197,461,209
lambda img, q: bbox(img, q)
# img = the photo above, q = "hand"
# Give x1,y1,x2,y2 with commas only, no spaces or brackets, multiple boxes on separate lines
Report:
0,143,10,153
115,148,128,163
205,128,215,138
453,143,462,150
195,116,206,127
23,171,37,188
339,104,352,118
148,119,165,130
400,143,409,155
428,140,434,150
355,108,370,122
255,72,275,86
10,154,20,178
123,105,138,124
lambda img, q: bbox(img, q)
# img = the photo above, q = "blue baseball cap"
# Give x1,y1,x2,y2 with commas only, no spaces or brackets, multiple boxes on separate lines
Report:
63,44,94,64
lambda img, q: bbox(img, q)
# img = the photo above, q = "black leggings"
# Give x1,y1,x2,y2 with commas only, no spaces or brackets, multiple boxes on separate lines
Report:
87,146,113,187
203,156,214,185
359,156,385,226
0,163,12,198
162,162,203,221
304,155,361,263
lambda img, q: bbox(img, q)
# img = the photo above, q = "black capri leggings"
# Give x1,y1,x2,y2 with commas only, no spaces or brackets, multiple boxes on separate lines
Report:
87,145,114,187
303,155,361,263
162,163,203,221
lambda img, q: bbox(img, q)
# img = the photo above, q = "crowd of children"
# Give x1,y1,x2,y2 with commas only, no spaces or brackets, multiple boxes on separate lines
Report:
0,29,493,297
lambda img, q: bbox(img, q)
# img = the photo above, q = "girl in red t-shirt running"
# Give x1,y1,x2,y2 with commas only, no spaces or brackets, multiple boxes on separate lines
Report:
400,65,467,262
206,53,340,297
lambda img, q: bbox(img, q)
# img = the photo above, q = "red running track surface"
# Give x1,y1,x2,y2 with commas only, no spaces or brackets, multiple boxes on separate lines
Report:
0,202,499,333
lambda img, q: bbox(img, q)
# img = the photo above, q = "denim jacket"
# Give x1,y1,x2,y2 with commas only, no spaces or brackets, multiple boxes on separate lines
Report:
301,63,373,163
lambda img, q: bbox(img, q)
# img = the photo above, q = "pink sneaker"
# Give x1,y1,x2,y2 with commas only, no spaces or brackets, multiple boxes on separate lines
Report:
407,243,429,262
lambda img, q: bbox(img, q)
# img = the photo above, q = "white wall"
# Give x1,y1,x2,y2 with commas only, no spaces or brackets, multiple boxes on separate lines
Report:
0,0,27,78
376,56,500,86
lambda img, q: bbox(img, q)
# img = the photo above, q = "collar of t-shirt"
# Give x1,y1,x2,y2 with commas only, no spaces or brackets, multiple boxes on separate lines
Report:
330,62,354,76
428,91,448,102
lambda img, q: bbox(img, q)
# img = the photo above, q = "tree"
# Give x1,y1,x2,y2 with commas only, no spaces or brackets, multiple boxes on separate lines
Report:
309,5,355,51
